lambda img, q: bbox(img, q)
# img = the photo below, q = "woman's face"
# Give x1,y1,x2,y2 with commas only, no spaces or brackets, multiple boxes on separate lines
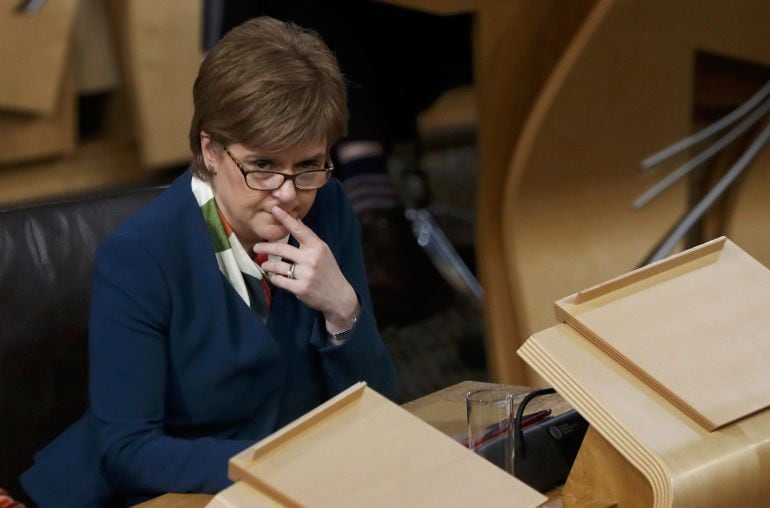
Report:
201,134,326,248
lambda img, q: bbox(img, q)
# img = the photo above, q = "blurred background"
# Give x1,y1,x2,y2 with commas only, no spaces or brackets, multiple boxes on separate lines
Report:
2,0,770,400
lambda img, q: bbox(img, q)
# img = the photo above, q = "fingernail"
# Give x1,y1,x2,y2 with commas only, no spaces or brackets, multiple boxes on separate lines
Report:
272,206,286,216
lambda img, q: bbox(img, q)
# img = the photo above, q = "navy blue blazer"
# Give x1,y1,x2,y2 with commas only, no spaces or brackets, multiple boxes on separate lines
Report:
22,171,396,506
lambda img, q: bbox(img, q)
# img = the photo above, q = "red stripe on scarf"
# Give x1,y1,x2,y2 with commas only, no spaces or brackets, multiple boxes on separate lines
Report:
218,206,272,309
254,252,272,309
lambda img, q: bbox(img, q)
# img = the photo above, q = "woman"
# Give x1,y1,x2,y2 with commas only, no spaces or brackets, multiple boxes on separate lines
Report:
22,17,396,506
211,1,470,327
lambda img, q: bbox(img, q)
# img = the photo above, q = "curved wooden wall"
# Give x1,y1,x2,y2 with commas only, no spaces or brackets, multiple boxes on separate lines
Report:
501,0,770,383
472,0,595,384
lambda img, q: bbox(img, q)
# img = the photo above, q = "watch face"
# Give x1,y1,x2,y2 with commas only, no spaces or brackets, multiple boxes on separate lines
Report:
329,328,351,343
328,314,357,344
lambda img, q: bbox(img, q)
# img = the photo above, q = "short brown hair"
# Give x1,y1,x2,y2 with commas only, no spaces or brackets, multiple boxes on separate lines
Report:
189,17,348,179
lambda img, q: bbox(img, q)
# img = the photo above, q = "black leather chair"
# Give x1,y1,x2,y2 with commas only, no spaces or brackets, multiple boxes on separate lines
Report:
0,186,165,504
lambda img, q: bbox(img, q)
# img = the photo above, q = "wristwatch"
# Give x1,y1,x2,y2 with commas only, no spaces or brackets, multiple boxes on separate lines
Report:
327,313,358,344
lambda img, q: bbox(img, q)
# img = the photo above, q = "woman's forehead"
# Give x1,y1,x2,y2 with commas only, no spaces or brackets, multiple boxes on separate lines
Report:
235,138,328,158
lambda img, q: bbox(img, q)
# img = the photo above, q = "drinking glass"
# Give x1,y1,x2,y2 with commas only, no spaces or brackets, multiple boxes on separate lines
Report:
466,388,515,474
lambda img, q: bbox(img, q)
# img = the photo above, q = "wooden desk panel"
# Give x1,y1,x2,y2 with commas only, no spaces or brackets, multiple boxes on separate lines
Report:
138,381,570,507
113,0,202,169
0,0,79,114
0,65,76,165
521,323,770,507
376,0,475,15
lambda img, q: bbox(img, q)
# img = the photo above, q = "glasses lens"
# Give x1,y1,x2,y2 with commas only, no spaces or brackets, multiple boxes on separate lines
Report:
246,171,284,190
295,170,330,190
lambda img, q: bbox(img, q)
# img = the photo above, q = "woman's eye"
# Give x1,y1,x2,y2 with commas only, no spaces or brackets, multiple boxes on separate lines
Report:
299,161,323,170
244,160,270,170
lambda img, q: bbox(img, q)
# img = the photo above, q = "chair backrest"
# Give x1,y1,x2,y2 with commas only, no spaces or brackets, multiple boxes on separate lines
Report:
0,186,165,501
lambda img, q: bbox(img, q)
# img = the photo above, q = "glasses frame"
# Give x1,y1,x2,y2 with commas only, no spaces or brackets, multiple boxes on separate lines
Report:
224,147,334,191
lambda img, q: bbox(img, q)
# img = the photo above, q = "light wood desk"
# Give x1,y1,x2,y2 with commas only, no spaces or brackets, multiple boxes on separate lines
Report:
138,381,570,507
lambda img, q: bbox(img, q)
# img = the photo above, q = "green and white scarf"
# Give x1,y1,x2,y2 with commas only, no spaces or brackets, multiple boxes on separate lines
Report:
192,175,287,312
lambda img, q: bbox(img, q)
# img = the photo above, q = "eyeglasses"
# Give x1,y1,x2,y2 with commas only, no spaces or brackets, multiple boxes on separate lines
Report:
225,147,333,191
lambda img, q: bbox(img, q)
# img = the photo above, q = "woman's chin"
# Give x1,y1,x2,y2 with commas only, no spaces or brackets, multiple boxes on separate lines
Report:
257,224,289,242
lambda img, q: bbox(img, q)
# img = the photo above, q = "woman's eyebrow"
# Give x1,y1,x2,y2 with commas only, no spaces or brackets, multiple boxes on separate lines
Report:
240,152,272,164
299,152,326,162
298,155,325,164
243,152,325,165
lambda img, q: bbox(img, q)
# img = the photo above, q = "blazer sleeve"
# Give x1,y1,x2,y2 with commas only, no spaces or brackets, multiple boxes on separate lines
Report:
309,185,398,399
89,234,253,495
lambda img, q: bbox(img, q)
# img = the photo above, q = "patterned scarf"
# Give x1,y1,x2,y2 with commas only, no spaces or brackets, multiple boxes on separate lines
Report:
192,175,287,317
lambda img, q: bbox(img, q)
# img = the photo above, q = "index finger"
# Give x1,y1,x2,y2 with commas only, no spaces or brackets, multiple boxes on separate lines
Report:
272,206,317,244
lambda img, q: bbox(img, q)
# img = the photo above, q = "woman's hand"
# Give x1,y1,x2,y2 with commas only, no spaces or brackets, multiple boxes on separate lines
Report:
254,206,358,333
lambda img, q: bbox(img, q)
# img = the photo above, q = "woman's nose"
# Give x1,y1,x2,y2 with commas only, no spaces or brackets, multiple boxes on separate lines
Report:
272,177,297,202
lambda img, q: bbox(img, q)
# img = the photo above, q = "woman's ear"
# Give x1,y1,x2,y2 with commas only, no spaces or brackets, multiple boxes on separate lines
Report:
200,131,221,176
200,130,216,164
